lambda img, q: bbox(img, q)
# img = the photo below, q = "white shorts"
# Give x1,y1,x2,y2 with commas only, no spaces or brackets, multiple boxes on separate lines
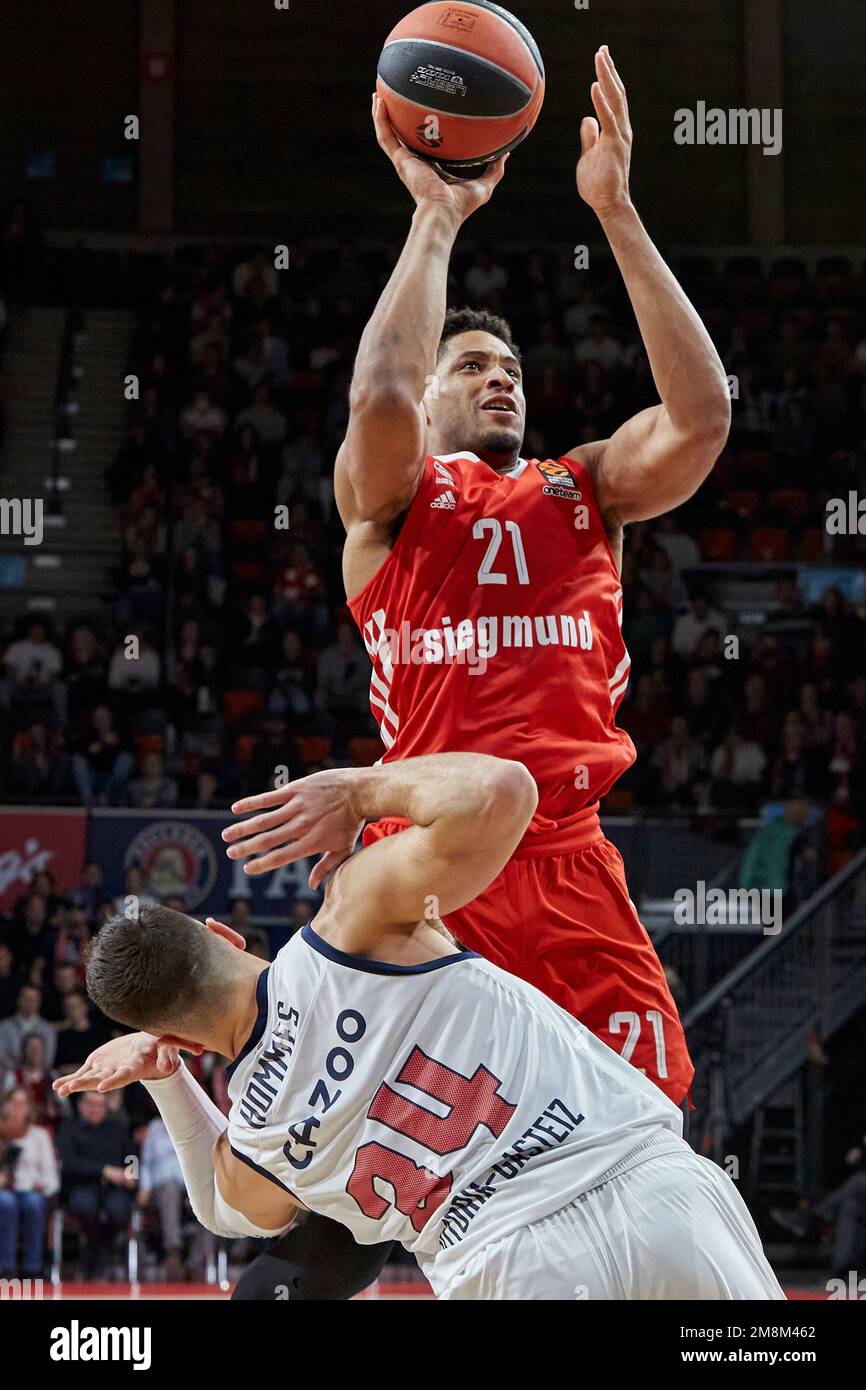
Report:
438,1147,786,1300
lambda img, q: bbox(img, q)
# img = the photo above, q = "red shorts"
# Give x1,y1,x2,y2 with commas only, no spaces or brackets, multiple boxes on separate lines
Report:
363,807,694,1107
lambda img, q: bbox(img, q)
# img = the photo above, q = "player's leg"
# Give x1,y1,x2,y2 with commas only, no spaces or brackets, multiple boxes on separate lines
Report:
440,1147,784,1300
231,1211,394,1301
604,1149,786,1300
517,841,694,1106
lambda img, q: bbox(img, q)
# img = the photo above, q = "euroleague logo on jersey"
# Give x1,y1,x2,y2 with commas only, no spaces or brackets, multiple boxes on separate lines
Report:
535,460,583,501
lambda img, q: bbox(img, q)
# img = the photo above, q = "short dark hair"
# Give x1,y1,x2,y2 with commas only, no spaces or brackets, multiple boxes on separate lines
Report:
86,904,234,1035
437,307,521,364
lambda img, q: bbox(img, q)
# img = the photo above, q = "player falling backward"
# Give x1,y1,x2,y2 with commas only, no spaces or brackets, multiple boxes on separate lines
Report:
59,754,783,1300
223,51,731,1295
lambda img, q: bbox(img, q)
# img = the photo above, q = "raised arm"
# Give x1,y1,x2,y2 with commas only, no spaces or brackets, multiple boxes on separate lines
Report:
324,753,537,948
336,96,508,594
223,753,537,948
54,1033,298,1237
570,48,730,528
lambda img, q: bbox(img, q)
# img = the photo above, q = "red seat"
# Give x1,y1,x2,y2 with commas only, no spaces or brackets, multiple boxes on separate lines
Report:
768,488,808,524
134,733,164,762
801,528,825,562
229,560,266,585
726,489,760,520
228,519,268,548
297,735,332,767
698,528,736,562
234,734,260,770
750,528,789,561
735,448,775,478
222,689,265,722
349,737,382,767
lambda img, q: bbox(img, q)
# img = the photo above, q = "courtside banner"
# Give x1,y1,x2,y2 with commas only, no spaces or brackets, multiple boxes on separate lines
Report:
0,807,87,911
88,809,317,925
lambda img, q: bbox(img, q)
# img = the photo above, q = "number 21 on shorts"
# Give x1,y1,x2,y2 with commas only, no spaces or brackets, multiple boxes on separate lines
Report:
608,1009,668,1080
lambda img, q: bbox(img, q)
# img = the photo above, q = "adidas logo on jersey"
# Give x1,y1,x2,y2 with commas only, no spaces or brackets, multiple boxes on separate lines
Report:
431,490,456,510
433,461,456,486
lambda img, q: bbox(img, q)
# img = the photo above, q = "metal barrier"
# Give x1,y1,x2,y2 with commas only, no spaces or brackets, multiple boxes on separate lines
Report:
684,846,866,1157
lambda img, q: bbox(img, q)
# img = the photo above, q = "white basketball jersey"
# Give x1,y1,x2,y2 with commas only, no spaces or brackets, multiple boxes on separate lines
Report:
226,923,685,1295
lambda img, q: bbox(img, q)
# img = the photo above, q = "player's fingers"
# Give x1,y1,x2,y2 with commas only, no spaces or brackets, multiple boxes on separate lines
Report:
372,93,403,158
478,151,509,186
54,1064,97,1095
579,116,600,156
230,785,296,817
600,46,626,100
223,802,301,845
599,48,631,134
226,818,307,860
590,80,619,139
156,1044,179,1073
242,840,316,876
308,848,351,891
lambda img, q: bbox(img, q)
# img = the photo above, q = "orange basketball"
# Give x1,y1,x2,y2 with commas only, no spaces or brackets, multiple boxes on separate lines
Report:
376,2,545,180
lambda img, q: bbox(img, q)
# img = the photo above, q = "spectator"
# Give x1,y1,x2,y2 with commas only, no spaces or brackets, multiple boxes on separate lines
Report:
672,593,728,661
770,713,826,800
51,907,91,976
1,619,63,711
67,863,106,920
106,633,162,695
10,723,71,799
709,726,768,809
54,991,107,1074
71,706,135,806
56,1091,136,1280
316,621,371,726
0,944,20,1020
0,1087,59,1279
128,753,179,810
0,987,57,1070
11,1033,58,1129
136,1115,208,1281
652,714,707,805
112,867,158,919
464,247,508,304
235,381,287,448
7,894,53,973
41,963,81,1024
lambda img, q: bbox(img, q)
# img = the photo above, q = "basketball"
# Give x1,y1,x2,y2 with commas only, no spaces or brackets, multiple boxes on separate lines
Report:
376,1,545,180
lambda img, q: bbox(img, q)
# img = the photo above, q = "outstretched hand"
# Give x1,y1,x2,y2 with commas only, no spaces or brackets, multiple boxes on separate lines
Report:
372,91,509,223
223,767,365,888
52,1032,198,1097
577,46,633,216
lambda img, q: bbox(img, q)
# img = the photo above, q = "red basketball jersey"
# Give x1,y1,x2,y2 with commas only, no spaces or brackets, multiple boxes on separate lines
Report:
348,451,636,840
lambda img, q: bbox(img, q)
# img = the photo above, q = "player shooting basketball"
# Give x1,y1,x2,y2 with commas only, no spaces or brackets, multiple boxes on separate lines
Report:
222,47,731,1298
57,754,782,1300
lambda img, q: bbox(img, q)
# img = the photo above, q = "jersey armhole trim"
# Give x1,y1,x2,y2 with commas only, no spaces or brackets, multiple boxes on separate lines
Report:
301,922,478,975
346,457,435,613
560,450,623,580
229,1143,306,1207
225,966,271,1082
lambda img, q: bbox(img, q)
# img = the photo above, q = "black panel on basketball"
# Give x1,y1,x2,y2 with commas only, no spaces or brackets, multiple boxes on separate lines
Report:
378,39,533,118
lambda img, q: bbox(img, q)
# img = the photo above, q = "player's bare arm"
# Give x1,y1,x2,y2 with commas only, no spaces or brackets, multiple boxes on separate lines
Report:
571,48,731,554
222,753,537,960
337,94,509,598
313,753,538,961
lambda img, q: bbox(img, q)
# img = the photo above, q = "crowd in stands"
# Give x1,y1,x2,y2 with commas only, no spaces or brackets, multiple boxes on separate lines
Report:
0,865,258,1281
0,240,864,849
